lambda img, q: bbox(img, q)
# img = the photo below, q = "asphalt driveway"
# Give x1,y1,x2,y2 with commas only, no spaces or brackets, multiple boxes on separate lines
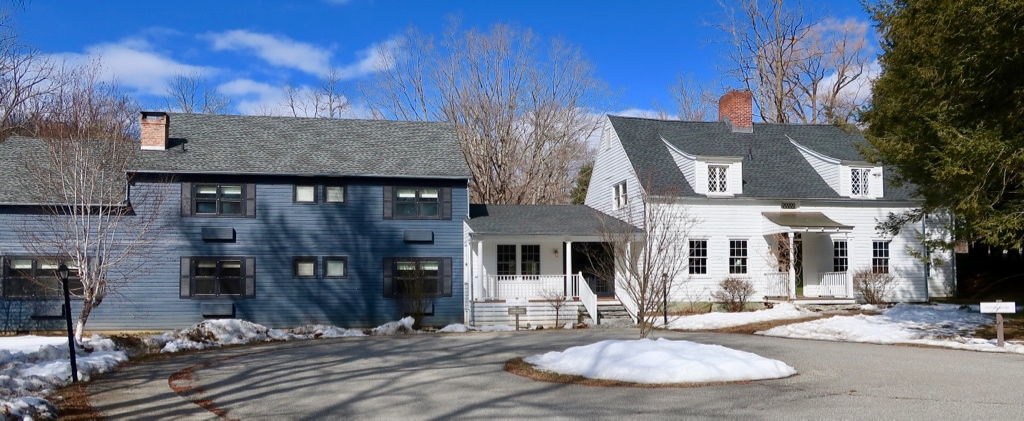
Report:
87,329,1024,420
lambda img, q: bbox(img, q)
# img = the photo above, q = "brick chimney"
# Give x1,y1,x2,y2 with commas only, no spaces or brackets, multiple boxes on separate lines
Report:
718,90,753,133
140,111,169,150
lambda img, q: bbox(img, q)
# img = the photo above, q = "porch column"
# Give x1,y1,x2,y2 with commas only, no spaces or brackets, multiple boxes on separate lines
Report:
565,240,573,297
788,232,796,299
476,240,485,299
845,234,855,299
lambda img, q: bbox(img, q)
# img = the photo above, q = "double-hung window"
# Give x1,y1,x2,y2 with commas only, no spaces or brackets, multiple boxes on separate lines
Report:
833,241,849,272
181,256,255,298
183,183,254,217
612,181,628,210
689,240,708,274
383,257,452,298
2,257,82,299
872,241,890,274
194,184,243,215
729,240,748,274
294,185,346,204
708,165,728,193
521,245,540,276
851,168,871,196
385,187,452,220
496,245,516,276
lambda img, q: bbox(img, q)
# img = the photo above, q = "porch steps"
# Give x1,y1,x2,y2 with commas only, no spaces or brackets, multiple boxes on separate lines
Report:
580,300,635,326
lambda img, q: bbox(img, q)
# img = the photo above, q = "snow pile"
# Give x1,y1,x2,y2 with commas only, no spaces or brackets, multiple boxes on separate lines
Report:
437,323,517,333
0,335,128,420
160,319,289,352
525,338,797,383
663,302,817,330
758,303,1024,353
370,316,416,336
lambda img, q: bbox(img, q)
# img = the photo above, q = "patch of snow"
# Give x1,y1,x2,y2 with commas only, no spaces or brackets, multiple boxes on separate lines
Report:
477,324,515,332
438,324,471,333
663,302,817,330
525,338,796,383
2,396,57,420
370,316,416,336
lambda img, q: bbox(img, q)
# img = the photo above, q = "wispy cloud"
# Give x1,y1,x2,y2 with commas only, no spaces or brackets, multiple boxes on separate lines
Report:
205,30,332,76
323,0,354,5
332,37,401,79
52,38,211,96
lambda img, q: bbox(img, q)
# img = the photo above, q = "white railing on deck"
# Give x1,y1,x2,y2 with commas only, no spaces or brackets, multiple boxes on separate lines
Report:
481,274,582,300
819,272,851,298
578,272,599,325
764,272,789,297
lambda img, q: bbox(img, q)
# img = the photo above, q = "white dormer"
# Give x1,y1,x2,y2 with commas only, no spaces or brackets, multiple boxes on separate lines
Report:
662,137,743,197
790,137,883,199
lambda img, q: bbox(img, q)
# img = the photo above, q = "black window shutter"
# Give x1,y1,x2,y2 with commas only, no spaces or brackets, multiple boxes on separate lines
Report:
382,258,394,297
179,257,191,298
441,257,453,297
243,257,256,298
382,186,393,219
244,184,256,218
441,187,452,220
180,182,192,216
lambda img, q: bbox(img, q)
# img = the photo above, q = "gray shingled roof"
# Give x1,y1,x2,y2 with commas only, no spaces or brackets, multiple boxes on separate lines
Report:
607,115,914,201
467,204,640,236
131,113,472,178
0,137,45,204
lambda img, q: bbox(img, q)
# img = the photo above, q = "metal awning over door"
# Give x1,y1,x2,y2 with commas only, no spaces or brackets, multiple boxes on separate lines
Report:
761,211,854,234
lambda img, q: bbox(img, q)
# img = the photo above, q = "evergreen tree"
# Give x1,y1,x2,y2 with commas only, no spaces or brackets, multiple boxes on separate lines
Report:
862,0,1024,248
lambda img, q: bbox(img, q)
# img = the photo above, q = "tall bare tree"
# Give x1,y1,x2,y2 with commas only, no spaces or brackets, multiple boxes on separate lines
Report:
363,23,603,204
669,74,717,121
281,66,350,118
163,71,232,115
17,62,165,342
718,0,871,124
0,8,60,140
589,186,694,338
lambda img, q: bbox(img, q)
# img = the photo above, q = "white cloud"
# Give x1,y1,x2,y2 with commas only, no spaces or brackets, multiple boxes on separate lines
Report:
217,78,290,116
206,30,332,76
819,59,881,105
52,38,211,96
331,37,400,79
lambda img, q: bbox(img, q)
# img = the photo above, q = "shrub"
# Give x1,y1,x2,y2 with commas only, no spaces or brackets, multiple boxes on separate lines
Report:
711,277,755,312
853,268,897,304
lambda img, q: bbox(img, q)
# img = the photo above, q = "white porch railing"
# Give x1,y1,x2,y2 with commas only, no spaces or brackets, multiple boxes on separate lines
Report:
577,272,599,325
764,272,789,297
819,272,852,298
481,274,582,300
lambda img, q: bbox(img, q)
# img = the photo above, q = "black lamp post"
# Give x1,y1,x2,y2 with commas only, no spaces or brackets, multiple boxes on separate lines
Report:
662,273,668,326
57,264,78,383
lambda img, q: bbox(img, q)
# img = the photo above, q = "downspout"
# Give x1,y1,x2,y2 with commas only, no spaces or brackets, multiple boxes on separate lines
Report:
951,214,958,296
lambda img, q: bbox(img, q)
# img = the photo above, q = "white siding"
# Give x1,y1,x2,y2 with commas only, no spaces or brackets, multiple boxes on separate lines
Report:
586,117,640,217
665,141,696,190
796,146,841,195
655,199,948,303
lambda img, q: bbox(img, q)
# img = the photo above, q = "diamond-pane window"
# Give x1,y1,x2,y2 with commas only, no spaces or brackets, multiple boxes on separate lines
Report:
851,168,870,196
709,165,728,193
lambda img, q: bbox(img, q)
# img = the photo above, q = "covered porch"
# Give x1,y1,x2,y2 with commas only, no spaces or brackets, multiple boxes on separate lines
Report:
762,212,857,304
464,205,640,326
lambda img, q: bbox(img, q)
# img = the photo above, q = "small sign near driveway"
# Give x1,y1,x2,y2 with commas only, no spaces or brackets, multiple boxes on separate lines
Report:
508,306,526,330
980,300,1016,347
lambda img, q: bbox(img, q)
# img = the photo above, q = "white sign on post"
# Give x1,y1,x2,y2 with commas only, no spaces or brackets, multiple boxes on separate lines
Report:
980,301,1016,313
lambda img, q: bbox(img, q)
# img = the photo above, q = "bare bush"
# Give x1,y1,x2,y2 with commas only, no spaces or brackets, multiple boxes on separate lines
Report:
538,288,569,328
852,268,896,304
712,277,756,312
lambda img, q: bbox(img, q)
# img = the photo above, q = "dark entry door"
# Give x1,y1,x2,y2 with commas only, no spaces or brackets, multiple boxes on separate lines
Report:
571,242,615,298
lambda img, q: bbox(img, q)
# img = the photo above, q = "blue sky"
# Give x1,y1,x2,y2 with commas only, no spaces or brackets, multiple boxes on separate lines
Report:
10,0,876,117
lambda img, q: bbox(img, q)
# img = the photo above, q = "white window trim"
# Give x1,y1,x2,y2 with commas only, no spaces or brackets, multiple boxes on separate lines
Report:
708,165,730,195
612,181,628,210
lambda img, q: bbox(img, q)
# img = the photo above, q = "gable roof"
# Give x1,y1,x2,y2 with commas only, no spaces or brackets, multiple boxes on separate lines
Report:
466,204,639,236
131,113,472,179
606,115,913,201
0,136,128,205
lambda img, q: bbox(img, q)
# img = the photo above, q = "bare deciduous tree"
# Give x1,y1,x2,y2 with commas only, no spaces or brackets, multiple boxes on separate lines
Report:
669,74,717,121
718,0,872,124
282,66,351,118
589,187,694,338
1,8,60,139
363,22,603,204
17,62,165,342
163,71,232,115
538,287,570,328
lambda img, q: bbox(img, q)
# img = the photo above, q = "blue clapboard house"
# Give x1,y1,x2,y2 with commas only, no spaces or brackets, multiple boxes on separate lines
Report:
0,112,471,331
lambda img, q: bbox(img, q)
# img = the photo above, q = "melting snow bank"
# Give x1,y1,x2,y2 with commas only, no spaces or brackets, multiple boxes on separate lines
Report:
662,302,818,330
757,303,1024,353
525,338,797,383
437,323,516,333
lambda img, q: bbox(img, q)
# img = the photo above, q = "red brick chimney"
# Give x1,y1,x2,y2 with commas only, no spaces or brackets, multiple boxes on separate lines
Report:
140,111,169,150
718,90,753,133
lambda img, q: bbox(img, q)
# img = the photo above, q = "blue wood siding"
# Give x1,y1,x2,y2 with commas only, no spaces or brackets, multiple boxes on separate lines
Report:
0,176,468,331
